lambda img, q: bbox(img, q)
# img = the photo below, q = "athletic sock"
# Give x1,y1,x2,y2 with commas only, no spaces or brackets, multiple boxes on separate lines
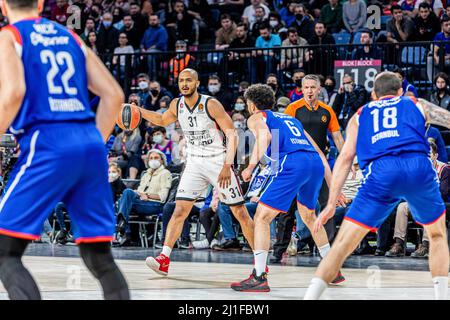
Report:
318,243,331,258
433,276,448,300
253,250,268,277
162,246,172,258
304,277,328,300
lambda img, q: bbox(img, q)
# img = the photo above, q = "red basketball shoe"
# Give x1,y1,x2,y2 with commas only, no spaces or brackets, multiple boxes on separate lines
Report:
145,254,170,276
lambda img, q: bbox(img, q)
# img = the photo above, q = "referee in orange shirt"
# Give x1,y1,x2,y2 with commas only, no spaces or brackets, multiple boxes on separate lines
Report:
271,74,345,268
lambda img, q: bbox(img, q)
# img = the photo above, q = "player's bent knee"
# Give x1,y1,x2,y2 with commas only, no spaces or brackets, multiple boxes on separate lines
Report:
300,210,316,226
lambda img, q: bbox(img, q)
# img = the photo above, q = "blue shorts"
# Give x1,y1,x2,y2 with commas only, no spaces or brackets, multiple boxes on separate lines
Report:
259,151,324,213
345,154,446,232
0,122,115,243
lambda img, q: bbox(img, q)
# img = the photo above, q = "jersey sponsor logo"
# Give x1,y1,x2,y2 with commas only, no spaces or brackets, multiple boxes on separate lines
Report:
198,104,204,112
30,32,70,47
321,115,327,123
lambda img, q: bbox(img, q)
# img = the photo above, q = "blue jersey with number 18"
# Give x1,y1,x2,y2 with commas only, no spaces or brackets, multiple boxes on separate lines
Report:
4,17,93,135
260,110,316,161
356,95,430,170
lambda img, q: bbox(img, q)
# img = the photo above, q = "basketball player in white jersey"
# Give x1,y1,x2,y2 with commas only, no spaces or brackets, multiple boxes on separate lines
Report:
140,69,255,275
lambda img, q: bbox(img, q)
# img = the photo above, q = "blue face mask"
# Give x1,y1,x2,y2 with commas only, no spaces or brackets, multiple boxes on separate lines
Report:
103,21,112,28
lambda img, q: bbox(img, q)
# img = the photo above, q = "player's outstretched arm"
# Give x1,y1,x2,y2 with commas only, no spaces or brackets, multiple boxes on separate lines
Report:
314,114,358,233
0,30,26,135
139,99,178,127
417,98,450,129
86,47,125,142
242,113,272,182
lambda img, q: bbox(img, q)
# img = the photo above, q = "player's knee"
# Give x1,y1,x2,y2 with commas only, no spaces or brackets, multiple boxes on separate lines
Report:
300,210,316,226
79,242,115,279
172,206,190,221
254,212,271,225
231,206,250,223
0,235,28,266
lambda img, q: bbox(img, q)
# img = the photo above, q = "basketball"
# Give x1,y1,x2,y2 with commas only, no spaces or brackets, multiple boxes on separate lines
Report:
116,103,142,131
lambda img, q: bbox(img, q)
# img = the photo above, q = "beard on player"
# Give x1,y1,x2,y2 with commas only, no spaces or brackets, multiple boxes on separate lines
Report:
178,81,198,97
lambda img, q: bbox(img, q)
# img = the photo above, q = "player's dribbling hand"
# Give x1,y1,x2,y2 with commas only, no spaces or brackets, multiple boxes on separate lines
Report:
314,205,336,234
218,165,232,189
241,167,253,183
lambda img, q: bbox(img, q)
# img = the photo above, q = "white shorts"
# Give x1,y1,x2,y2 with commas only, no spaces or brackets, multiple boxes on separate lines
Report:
176,155,245,206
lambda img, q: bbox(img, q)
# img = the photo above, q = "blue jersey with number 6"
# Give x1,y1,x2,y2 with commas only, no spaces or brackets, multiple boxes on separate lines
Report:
261,110,316,161
356,95,430,170
6,18,93,135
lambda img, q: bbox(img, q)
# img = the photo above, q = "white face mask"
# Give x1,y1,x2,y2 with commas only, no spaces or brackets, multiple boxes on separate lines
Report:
208,84,220,94
269,20,278,28
278,107,286,113
234,103,245,111
148,159,162,169
139,81,149,90
233,120,246,129
153,135,163,144
108,172,119,180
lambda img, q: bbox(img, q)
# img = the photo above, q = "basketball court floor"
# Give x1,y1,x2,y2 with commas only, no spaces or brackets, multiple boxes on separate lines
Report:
0,244,444,300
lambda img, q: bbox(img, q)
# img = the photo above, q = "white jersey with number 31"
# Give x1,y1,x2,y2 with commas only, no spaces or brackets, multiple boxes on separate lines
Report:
177,94,226,158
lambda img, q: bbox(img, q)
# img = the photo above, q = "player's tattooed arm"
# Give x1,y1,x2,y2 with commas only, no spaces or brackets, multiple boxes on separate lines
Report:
418,98,450,129
0,30,26,135
139,99,178,127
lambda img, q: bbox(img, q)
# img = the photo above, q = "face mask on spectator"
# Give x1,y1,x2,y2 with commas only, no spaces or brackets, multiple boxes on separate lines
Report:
234,103,245,111
295,79,302,87
267,83,277,91
325,84,334,92
91,11,99,18
233,120,246,129
139,81,149,90
153,134,163,144
278,107,286,113
295,13,303,20
103,20,112,28
108,172,119,181
269,20,278,28
150,89,159,96
208,84,220,94
148,159,161,169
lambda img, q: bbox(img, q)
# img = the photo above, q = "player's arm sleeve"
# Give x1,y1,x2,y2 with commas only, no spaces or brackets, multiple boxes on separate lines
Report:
417,98,450,129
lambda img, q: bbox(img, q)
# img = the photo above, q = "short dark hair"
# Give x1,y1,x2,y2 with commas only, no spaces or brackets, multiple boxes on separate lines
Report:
373,71,402,97
237,22,248,30
441,15,450,24
292,68,306,76
259,22,271,31
152,126,166,135
434,72,449,86
209,74,221,82
314,20,326,28
390,4,402,12
220,13,232,21
244,84,276,110
130,2,140,7
137,73,150,80
269,11,281,20
418,2,431,10
6,0,38,9
360,28,373,38
287,27,298,35
391,65,404,77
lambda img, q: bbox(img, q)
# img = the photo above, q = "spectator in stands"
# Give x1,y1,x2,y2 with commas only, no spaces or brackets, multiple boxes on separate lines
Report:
232,111,255,165
51,0,69,25
97,12,119,54
288,68,306,102
81,18,96,42
135,73,151,104
427,128,448,162
156,95,172,113
250,6,268,40
238,81,250,96
398,0,417,18
129,2,148,39
233,96,247,113
433,16,450,69
86,31,103,55
413,0,444,17
255,23,282,81
109,162,126,202
192,189,220,249
168,40,196,87
351,29,382,60
413,2,441,41
387,4,415,43
308,21,336,76
385,141,449,258
430,72,450,111
276,96,291,113
120,14,141,49
141,14,168,77
291,4,315,40
266,73,285,100
206,75,234,112
392,66,419,97
320,0,344,34
332,74,368,129
280,0,298,27
324,75,338,107
280,27,309,71
165,0,195,47
110,128,142,179
242,0,270,29
116,149,172,246
215,14,237,50
228,23,255,82
112,32,134,78
269,11,287,39
152,126,175,165
144,80,174,111
187,0,213,45
112,7,125,30
89,4,103,27
342,0,367,34
444,3,450,19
